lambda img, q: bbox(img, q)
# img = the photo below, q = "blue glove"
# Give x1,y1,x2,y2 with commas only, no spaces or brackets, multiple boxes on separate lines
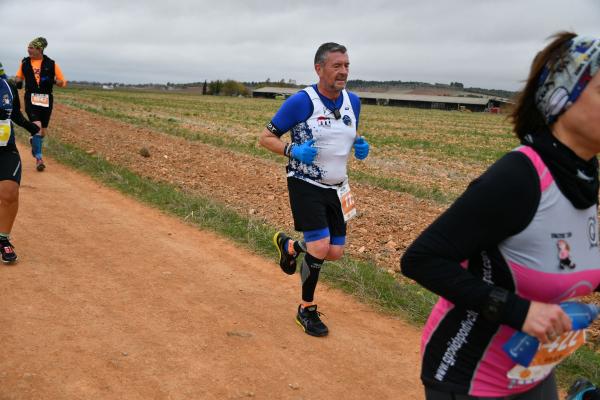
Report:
291,139,318,164
354,136,369,160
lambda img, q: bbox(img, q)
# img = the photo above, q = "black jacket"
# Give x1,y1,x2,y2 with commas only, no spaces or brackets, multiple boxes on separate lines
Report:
21,55,56,94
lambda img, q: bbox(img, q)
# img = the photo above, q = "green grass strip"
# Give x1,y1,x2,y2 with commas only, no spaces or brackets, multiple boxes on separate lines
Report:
16,129,600,388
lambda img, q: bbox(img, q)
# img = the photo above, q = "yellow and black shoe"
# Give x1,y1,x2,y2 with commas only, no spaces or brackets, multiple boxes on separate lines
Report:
295,305,329,337
273,231,297,275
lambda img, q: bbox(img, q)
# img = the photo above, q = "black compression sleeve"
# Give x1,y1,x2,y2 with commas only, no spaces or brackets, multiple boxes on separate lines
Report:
8,81,39,135
401,152,540,330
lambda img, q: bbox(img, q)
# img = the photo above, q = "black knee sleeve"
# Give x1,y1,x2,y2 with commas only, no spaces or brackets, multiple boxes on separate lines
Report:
300,252,324,303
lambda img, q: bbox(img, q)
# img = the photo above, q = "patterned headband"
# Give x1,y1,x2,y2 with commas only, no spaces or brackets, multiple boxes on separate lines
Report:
29,37,48,50
535,36,600,124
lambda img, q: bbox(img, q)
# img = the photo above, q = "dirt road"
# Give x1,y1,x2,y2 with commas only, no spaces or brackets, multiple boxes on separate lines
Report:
0,147,424,399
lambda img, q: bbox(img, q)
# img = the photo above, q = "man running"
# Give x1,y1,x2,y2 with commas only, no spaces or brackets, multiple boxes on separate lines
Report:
0,61,41,263
258,42,370,337
15,37,67,171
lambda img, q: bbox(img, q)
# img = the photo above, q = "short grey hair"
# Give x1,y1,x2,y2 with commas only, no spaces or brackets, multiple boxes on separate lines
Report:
314,42,347,65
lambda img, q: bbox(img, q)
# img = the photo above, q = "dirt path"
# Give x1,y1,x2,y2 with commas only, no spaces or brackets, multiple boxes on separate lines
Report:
0,146,424,399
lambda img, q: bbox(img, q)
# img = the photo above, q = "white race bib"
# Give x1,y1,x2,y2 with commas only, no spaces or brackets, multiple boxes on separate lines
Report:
336,181,357,222
0,119,10,147
31,93,50,107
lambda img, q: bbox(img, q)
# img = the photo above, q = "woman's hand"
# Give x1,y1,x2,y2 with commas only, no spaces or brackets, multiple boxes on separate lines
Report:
522,301,572,343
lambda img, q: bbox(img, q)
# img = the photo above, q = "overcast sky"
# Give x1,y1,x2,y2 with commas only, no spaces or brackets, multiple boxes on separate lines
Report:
1,0,599,90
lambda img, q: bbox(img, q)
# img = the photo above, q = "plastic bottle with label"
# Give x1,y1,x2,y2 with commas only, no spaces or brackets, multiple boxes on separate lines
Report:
502,302,599,366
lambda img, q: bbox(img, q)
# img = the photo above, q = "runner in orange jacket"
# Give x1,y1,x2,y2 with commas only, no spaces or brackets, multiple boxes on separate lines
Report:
15,37,66,172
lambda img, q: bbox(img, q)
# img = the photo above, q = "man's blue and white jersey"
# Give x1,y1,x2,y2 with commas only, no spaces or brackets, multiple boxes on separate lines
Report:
270,85,360,187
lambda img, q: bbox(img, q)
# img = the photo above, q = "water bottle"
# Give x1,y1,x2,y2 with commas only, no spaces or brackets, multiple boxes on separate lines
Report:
502,302,599,366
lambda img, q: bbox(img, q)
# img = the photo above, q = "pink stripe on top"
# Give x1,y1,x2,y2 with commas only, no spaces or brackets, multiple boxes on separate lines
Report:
517,146,554,192
509,260,600,303
422,298,454,357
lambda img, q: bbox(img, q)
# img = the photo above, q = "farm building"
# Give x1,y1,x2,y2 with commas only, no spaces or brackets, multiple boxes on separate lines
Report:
252,87,511,112
252,87,299,99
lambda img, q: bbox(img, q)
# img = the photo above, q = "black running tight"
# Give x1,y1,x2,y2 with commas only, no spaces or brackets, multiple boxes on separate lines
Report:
300,253,324,302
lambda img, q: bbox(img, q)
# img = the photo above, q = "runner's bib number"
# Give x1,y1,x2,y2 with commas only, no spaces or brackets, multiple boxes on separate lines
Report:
0,119,10,147
336,181,357,222
31,93,49,107
507,329,587,385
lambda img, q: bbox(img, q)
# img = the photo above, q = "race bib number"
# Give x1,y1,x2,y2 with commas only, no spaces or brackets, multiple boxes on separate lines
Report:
507,330,586,385
336,181,357,222
31,93,49,107
0,120,10,147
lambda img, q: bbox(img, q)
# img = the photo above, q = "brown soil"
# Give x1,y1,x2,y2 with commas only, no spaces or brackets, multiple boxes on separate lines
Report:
0,146,424,399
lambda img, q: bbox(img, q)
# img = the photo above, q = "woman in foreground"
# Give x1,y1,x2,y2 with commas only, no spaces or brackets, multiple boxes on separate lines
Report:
401,32,600,399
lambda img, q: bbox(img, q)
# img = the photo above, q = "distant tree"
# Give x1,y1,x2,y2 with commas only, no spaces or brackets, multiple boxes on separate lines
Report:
221,80,250,96
202,80,207,95
208,80,223,95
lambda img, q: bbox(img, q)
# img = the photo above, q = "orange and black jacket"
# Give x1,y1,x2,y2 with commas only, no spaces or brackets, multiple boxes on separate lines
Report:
20,55,56,94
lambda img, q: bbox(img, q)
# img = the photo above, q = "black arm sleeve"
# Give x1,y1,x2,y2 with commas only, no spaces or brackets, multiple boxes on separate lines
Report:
8,82,40,135
401,152,540,330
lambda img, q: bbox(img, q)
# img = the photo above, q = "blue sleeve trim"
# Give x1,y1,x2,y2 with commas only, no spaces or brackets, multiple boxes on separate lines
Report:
303,227,330,242
271,91,313,135
330,235,346,245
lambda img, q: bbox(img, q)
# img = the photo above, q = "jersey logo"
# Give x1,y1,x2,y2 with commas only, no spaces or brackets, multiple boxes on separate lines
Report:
557,239,576,270
588,217,598,249
342,115,352,127
317,115,331,128
2,94,9,106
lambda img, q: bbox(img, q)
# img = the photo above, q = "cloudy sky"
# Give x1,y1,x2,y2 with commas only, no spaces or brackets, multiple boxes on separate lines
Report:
2,0,599,90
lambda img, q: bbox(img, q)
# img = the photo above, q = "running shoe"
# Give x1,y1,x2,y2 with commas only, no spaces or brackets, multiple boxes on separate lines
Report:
273,231,297,275
567,378,599,400
36,158,45,172
0,238,17,264
295,305,329,337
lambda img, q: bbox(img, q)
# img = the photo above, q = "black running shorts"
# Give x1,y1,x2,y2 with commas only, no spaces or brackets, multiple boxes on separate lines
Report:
0,149,22,184
24,92,53,128
287,177,346,237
